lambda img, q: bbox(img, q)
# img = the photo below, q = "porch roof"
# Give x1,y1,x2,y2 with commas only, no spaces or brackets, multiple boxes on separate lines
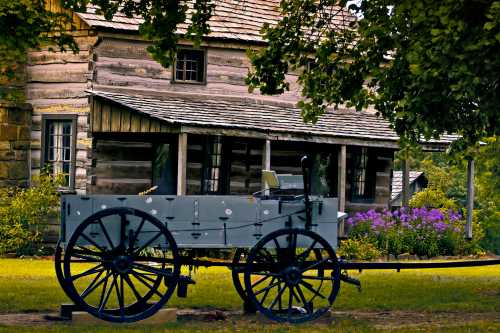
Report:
89,90,458,150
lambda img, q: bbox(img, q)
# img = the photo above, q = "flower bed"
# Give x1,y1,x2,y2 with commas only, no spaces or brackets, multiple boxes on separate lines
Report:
344,208,483,259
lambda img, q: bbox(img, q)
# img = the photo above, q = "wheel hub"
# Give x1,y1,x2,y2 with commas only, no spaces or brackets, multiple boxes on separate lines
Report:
283,266,302,286
113,255,132,274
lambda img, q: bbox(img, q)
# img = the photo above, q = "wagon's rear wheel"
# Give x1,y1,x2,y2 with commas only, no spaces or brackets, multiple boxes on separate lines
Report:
244,228,340,323
63,207,180,323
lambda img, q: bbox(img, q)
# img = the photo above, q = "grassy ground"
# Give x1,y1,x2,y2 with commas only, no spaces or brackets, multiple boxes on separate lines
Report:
0,258,499,332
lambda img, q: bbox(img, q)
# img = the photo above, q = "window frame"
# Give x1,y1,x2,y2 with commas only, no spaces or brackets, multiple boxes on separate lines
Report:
40,114,77,190
349,146,376,203
201,136,230,195
172,47,207,85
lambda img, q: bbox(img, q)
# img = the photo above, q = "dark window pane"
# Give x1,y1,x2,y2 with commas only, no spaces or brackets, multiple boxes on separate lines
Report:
175,50,205,82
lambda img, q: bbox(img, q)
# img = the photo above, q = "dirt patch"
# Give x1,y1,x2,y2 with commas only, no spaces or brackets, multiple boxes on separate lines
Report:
331,310,500,329
0,313,62,326
0,310,499,328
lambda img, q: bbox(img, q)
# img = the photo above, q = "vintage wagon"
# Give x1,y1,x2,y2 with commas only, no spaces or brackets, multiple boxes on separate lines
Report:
54,156,500,324
55,157,351,323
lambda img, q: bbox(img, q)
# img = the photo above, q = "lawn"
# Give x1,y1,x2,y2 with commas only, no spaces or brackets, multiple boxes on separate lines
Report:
0,258,499,332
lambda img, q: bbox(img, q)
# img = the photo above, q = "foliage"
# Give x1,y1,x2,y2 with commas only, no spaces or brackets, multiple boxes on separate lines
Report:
347,208,483,258
0,0,78,101
337,237,382,261
0,174,62,256
409,188,458,211
246,0,500,149
396,136,500,254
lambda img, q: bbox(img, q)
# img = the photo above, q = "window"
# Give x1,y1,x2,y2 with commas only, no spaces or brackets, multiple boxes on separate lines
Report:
41,115,76,189
349,147,375,202
174,49,206,83
202,136,225,194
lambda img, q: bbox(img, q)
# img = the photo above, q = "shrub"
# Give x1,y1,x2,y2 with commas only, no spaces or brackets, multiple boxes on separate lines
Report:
409,187,458,210
337,237,382,261
0,174,61,256
346,207,483,258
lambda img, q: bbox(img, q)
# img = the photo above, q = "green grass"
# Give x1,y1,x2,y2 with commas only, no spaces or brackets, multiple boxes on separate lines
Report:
0,259,499,332
0,258,498,314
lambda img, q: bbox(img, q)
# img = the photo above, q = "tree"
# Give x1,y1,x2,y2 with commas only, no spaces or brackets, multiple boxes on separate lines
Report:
4,1,499,149
0,0,78,101
246,0,500,149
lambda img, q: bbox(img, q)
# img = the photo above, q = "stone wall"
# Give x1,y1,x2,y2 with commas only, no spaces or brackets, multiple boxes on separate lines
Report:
0,103,32,188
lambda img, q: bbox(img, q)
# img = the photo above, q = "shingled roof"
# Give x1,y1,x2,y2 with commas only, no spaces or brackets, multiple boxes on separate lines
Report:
391,171,425,201
76,0,354,43
89,90,458,148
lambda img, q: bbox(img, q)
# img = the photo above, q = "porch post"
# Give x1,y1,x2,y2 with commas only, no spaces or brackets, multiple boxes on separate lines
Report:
337,145,346,211
262,139,271,193
402,157,410,208
177,133,188,196
465,159,474,239
337,145,346,237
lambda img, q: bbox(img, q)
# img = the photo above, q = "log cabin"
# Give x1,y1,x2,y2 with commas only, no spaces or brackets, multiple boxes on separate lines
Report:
23,0,456,226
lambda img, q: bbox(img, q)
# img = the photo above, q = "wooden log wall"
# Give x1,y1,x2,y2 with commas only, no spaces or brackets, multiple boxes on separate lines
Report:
229,139,263,194
88,139,153,194
27,35,97,193
92,37,302,103
186,135,205,195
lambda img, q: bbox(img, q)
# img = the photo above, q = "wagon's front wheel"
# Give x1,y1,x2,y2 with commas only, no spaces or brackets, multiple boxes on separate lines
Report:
244,228,341,323
63,207,180,323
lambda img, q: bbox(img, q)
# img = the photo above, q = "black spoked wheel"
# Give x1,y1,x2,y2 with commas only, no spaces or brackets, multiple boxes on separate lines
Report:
63,207,180,323
244,228,341,323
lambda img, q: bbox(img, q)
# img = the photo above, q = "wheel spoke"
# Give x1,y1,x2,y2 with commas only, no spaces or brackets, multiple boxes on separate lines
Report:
132,269,158,283
295,284,310,311
74,246,103,257
98,273,116,313
132,262,173,277
301,257,330,273
254,279,281,296
258,277,275,305
131,270,163,298
80,270,112,299
123,274,144,304
98,219,115,250
251,275,271,289
134,231,163,254
115,274,125,319
97,270,111,312
287,287,293,320
269,282,287,310
80,233,106,252
120,214,127,249
69,263,104,281
296,240,317,264
299,280,326,299
289,285,301,303
129,218,146,251
288,232,297,262
70,252,102,262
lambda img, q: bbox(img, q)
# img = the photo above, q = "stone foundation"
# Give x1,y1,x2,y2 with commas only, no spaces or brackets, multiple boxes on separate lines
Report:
0,103,32,188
